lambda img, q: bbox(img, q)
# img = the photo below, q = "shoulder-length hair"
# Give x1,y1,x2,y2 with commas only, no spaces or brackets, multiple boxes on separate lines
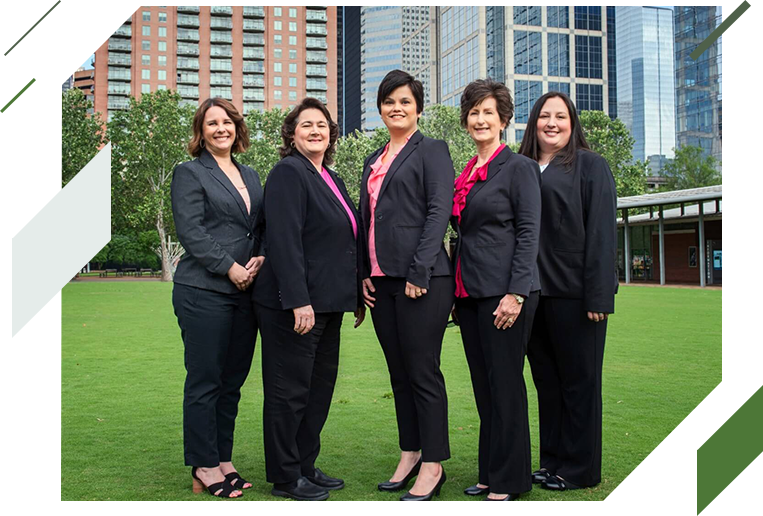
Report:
188,97,250,157
459,78,514,128
279,97,339,165
518,91,589,167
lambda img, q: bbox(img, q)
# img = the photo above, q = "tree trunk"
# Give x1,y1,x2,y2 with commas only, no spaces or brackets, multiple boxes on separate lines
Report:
156,202,172,282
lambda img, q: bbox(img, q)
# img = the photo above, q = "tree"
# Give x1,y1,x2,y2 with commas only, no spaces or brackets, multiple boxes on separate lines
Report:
239,107,290,184
662,145,721,191
62,88,105,186
418,104,475,175
579,110,648,198
107,90,195,281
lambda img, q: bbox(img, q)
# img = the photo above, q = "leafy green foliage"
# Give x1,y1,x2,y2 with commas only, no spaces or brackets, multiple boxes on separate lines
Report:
579,110,648,198
239,107,290,185
662,145,721,191
418,104,475,175
62,89,105,186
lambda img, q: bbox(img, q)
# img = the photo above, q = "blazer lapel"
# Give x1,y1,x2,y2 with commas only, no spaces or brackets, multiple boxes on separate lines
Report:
465,146,511,205
377,130,423,201
199,149,250,222
294,151,354,229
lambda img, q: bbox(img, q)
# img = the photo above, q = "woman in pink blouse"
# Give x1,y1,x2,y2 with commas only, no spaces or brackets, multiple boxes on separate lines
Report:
359,70,455,501
451,79,542,501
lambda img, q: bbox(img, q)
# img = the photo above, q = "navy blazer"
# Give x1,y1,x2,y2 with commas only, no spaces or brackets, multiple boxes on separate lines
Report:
538,149,618,313
451,146,542,298
253,151,361,313
171,149,264,295
358,130,454,289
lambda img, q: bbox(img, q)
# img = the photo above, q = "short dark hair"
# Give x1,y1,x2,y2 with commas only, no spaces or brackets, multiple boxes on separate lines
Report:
279,97,339,165
376,69,424,115
459,79,514,128
188,97,250,157
518,91,590,167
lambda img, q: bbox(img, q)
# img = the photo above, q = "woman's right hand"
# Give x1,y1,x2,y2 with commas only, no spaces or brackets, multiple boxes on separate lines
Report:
362,278,377,308
293,305,315,335
227,262,252,291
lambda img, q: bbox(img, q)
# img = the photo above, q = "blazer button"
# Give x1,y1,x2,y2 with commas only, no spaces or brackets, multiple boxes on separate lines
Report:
246,232,252,239
377,214,383,220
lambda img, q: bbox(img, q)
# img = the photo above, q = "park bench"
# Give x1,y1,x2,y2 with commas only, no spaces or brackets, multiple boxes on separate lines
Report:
99,269,118,278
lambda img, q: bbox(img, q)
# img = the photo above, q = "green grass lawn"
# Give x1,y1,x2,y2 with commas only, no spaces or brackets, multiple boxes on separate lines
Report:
61,282,721,501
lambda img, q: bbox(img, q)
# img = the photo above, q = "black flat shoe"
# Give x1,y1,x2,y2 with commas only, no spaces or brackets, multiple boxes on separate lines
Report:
541,475,581,491
272,476,330,501
191,467,242,498
306,468,344,490
532,469,552,484
378,458,422,492
485,493,520,501
464,484,489,496
224,471,252,489
400,467,446,501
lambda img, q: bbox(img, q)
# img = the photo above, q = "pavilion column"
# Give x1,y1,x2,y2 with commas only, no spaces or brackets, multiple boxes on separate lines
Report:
623,209,631,284
698,203,706,287
658,206,665,285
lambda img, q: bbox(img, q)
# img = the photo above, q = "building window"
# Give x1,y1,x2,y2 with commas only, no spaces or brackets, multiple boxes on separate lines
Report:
274,104,282,110
576,84,603,111
274,90,282,100
274,7,282,17
547,33,570,77
289,8,297,18
142,26,151,36
515,129,525,144
514,31,542,75
142,54,151,66
142,69,151,80
289,35,297,46
158,41,166,52
274,62,282,72
158,55,167,67
158,70,167,81
513,6,541,26
289,90,297,100
575,35,602,79
574,6,602,31
142,40,150,51
289,77,297,87
514,80,542,124
289,22,297,32
274,76,282,86
274,20,282,31
547,81,571,96
547,6,569,28
142,84,151,93
159,12,167,23
274,48,282,59
158,27,167,38
289,63,297,73
274,34,282,45
289,49,297,60
158,84,167,91
142,11,150,22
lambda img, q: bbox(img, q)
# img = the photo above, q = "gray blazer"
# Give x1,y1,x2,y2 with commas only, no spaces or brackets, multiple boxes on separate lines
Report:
171,149,264,294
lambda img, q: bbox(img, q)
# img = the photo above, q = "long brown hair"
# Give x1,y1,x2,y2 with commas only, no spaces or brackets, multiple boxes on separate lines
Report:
279,97,339,165
518,91,590,167
188,97,250,157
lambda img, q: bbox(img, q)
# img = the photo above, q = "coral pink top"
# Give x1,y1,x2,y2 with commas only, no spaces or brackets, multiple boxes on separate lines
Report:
367,135,412,277
320,167,357,238
452,144,506,298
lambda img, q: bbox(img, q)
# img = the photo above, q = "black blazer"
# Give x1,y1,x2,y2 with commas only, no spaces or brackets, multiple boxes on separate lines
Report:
451,147,542,298
171,149,264,295
538,149,618,313
252,151,361,313
358,130,454,289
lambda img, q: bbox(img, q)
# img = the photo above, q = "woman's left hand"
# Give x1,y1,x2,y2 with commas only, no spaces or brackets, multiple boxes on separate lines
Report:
245,256,265,277
587,311,609,322
405,281,428,299
354,305,366,328
493,294,523,330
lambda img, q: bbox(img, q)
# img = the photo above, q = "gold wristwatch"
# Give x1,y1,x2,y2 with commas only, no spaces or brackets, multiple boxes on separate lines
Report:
512,293,525,304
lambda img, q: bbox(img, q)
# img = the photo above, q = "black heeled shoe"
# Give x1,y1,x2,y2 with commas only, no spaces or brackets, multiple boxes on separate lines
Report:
192,467,242,498
532,468,552,484
541,474,582,491
224,471,252,490
464,484,489,496
378,458,422,492
400,467,446,501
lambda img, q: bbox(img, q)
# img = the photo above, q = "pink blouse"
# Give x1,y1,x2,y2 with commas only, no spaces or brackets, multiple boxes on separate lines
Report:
320,167,357,238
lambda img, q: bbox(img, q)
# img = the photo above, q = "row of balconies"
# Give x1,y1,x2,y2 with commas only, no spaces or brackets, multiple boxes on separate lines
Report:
108,68,131,81
243,47,265,59
306,64,327,77
243,101,265,114
177,71,199,84
306,51,328,63
113,24,131,37
108,96,130,110
108,83,131,95
306,37,327,50
178,28,199,41
307,92,328,104
306,10,328,22
243,33,265,46
243,88,265,101
243,19,265,31
306,79,327,91
108,38,131,52
243,74,265,87
306,24,327,36
108,53,131,66
211,30,232,43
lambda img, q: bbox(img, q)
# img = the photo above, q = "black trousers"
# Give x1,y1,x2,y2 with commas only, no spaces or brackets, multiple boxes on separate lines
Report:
456,291,539,494
172,283,257,467
527,297,607,487
370,276,454,462
256,304,343,484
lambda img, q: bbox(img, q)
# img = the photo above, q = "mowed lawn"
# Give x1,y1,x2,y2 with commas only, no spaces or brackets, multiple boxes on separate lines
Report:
62,281,721,501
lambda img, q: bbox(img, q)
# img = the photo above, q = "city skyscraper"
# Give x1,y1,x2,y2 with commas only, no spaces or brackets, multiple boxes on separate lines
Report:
674,6,722,164
616,6,676,167
341,6,361,135
94,6,336,121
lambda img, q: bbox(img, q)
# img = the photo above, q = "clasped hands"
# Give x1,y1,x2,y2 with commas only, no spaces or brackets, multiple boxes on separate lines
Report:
362,278,427,310
227,256,265,291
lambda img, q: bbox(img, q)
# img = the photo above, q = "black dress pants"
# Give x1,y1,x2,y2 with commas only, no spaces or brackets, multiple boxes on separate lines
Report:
370,276,454,462
455,291,539,494
172,283,257,467
256,304,343,484
527,296,607,487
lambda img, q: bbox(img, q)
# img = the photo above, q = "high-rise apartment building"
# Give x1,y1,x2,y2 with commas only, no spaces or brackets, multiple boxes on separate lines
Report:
674,6,722,164
616,6,676,166
341,6,362,135
94,6,336,121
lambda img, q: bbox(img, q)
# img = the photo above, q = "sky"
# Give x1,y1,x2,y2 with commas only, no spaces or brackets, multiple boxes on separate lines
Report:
82,5,736,70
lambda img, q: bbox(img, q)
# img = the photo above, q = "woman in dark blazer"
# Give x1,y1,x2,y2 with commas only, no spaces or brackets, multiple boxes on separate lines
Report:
519,92,618,491
359,70,455,501
253,97,364,502
451,79,542,501
171,98,264,498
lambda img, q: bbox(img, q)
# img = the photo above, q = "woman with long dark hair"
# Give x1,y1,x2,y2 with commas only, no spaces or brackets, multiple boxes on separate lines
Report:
519,91,618,491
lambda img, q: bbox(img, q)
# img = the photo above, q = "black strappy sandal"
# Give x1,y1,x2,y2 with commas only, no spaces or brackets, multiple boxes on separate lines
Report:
225,471,252,490
192,467,243,498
